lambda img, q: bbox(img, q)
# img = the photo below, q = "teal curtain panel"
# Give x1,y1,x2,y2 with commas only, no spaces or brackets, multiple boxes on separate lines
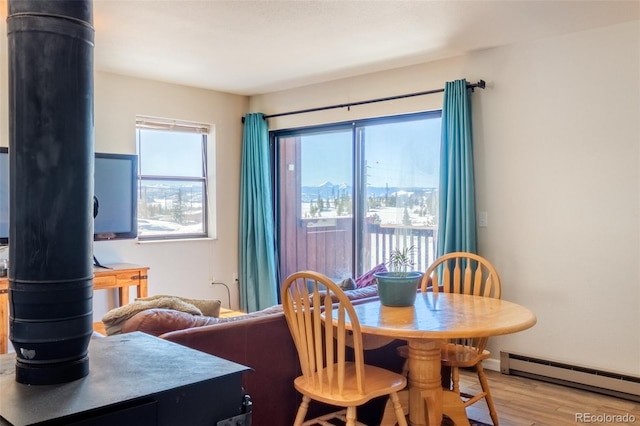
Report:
437,79,478,256
239,114,278,312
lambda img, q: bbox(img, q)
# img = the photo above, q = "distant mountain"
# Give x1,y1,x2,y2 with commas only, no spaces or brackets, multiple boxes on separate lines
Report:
302,182,349,202
301,183,436,202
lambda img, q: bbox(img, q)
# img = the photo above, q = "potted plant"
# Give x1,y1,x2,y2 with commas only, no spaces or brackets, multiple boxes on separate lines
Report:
374,246,423,307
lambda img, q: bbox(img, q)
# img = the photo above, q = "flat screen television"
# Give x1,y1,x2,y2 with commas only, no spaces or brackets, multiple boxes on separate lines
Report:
94,152,138,241
0,149,138,245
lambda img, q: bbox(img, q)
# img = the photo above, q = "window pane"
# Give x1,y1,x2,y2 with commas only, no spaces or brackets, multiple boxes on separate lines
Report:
137,179,205,238
138,129,203,177
360,117,440,273
277,129,353,281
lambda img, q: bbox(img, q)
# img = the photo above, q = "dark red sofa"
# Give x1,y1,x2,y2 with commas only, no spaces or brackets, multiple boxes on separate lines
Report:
118,286,407,426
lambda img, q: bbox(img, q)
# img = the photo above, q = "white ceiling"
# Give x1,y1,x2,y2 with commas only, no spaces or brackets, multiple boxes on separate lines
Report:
15,1,640,96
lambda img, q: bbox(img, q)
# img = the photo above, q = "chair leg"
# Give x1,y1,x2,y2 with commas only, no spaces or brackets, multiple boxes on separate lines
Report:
451,366,460,394
401,358,409,377
345,406,357,426
294,396,311,426
380,390,408,426
476,363,499,426
389,392,408,426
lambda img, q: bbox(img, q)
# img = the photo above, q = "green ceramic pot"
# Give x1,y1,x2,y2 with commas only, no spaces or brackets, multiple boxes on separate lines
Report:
374,271,423,307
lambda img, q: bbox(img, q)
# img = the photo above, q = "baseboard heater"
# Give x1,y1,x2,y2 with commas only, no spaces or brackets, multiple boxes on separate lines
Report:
500,352,640,402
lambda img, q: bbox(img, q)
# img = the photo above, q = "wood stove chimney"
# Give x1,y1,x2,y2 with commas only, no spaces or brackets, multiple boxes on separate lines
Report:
7,0,95,385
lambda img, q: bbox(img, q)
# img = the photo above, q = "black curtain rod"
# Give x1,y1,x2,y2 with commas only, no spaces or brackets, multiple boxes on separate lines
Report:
242,80,485,123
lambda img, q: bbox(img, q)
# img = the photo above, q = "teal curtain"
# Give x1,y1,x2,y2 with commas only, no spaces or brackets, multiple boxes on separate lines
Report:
239,113,278,312
437,79,477,256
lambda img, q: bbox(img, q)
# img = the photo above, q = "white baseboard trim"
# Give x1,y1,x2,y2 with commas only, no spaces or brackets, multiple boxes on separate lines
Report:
482,358,501,372
499,351,640,402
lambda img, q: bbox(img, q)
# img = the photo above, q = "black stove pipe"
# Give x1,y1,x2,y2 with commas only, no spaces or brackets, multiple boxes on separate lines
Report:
7,0,95,385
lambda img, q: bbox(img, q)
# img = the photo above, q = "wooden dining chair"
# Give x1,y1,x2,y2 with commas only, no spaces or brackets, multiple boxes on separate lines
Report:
392,252,502,425
281,271,408,426
425,252,502,425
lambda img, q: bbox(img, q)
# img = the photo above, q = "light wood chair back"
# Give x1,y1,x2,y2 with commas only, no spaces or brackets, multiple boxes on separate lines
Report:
282,271,366,396
420,252,503,425
422,251,501,299
281,271,407,426
421,251,501,354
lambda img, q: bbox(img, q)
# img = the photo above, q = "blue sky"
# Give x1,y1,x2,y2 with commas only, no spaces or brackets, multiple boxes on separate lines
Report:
300,117,441,188
138,129,204,177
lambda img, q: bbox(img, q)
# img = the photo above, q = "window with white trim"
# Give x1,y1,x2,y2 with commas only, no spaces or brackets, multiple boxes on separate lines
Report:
136,116,210,240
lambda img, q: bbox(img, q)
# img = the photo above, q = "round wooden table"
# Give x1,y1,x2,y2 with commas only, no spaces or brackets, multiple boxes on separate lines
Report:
345,292,537,426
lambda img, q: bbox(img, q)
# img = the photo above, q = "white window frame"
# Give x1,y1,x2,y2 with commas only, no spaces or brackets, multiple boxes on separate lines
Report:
135,116,213,241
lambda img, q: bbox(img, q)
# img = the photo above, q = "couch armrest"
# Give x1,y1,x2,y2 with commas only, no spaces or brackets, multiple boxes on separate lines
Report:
161,312,306,426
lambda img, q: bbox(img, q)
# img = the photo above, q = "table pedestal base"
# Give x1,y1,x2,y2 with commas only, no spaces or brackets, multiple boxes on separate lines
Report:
408,339,443,426
442,391,471,426
381,389,471,426
407,340,471,426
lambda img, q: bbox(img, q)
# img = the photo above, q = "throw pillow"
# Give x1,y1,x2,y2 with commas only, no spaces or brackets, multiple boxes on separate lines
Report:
338,277,357,290
102,297,203,336
355,263,388,288
121,308,221,337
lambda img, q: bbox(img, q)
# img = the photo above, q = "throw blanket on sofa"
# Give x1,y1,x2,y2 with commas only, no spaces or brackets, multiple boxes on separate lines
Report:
102,296,220,336
136,294,221,317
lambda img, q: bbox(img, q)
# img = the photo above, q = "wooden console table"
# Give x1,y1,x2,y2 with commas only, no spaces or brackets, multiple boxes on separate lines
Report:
0,263,149,354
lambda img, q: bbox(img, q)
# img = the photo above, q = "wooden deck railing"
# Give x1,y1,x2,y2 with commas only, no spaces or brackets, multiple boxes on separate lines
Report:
280,217,437,280
365,223,437,272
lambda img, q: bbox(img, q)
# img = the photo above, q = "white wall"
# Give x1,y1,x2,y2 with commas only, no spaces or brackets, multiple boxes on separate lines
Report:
251,21,640,376
0,63,248,317
91,72,247,316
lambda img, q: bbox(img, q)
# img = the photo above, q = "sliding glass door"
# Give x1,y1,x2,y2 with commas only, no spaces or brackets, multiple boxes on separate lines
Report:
273,111,441,282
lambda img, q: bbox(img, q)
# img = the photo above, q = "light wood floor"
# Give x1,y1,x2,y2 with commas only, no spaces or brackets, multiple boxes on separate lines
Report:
459,369,640,426
219,307,247,318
